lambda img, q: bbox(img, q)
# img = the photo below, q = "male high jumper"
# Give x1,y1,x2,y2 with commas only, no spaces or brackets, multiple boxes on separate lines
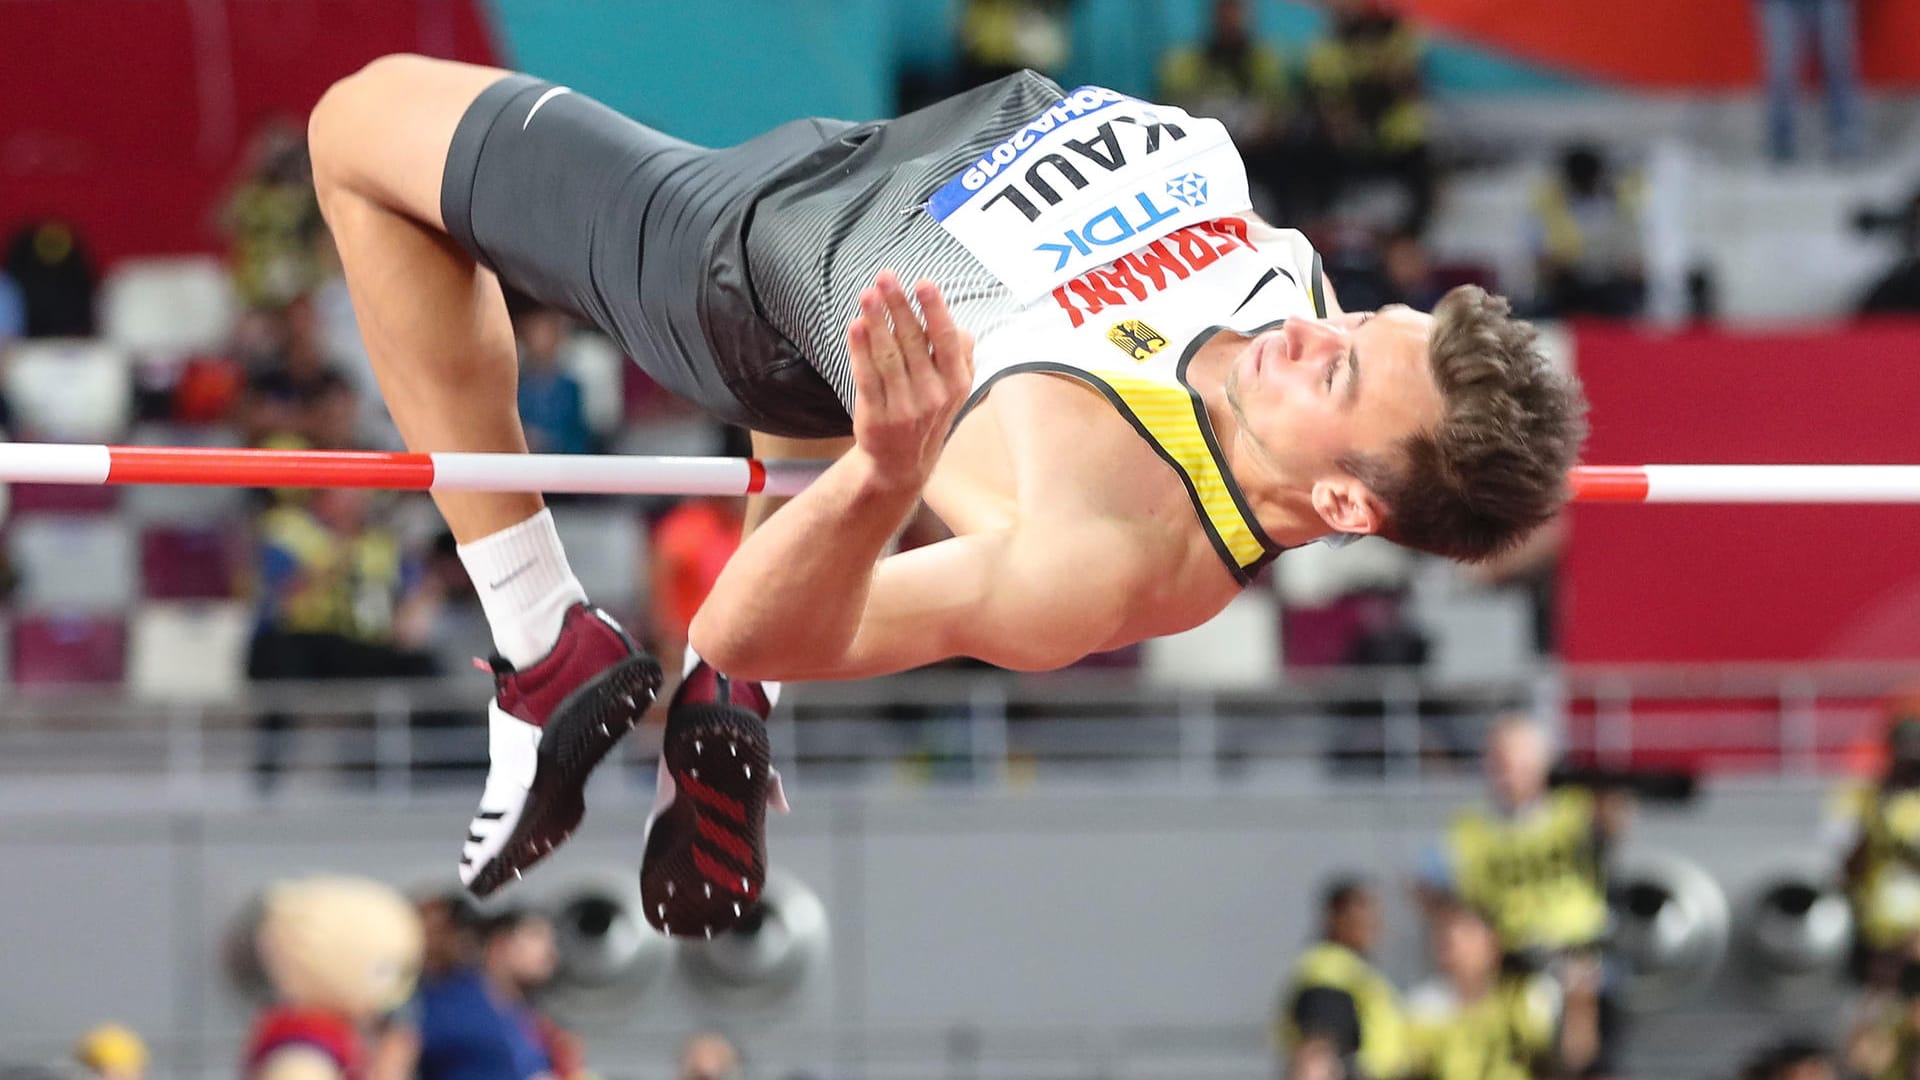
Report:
308,58,1585,936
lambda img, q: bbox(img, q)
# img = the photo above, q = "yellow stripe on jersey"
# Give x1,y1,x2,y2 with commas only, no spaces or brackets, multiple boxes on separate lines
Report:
1092,371,1272,576
947,357,1283,584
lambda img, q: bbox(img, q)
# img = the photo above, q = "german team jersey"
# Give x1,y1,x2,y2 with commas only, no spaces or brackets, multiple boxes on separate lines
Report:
957,212,1326,583
748,72,1329,584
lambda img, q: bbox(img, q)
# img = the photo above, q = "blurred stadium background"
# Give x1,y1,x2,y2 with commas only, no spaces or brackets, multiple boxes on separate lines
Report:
4,1,1920,1078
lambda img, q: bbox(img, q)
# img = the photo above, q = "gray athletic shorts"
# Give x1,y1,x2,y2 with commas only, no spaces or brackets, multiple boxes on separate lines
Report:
439,74,858,437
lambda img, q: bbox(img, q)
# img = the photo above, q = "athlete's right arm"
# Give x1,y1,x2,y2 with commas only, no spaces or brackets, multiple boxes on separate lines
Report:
698,515,1148,681
690,270,973,679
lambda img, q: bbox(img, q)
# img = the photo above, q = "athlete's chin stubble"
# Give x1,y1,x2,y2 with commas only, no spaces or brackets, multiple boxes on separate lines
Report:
1223,363,1286,474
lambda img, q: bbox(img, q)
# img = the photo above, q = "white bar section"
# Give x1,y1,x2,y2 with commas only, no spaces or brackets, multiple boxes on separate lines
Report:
428,453,764,496
1643,465,1920,503
762,460,827,497
0,442,112,484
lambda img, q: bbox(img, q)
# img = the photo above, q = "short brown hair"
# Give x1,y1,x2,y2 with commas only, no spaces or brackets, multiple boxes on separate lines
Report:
1343,286,1588,562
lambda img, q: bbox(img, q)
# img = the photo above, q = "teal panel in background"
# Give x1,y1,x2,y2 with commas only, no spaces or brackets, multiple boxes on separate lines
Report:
1064,0,1586,98
487,0,897,144
485,0,1592,145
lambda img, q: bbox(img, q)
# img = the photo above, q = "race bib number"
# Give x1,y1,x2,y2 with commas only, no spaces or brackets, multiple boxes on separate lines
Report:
927,86,1251,302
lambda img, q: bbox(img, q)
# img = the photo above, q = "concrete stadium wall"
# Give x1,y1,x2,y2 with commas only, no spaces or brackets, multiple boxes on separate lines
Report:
0,777,1846,1078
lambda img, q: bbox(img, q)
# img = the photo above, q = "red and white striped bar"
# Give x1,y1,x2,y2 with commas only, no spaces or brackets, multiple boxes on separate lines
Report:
1568,465,1920,504
0,444,823,497
3,445,1920,504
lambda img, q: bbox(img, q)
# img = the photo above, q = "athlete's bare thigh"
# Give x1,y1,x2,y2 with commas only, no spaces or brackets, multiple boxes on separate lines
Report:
309,53,510,229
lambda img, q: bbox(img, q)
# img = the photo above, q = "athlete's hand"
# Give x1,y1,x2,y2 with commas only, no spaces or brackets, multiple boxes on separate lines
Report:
846,270,975,493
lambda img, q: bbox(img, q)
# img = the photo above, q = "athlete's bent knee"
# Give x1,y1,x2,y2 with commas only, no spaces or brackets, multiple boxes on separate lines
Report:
308,53,431,196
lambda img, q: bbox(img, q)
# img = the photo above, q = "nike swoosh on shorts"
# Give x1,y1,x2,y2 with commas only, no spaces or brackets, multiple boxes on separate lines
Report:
523,86,572,130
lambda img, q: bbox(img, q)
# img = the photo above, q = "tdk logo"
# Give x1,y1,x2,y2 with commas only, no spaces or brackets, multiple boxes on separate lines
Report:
1035,191,1185,271
1166,172,1209,209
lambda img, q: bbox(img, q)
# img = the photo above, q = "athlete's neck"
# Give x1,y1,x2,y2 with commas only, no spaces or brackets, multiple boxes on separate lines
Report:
1186,329,1334,549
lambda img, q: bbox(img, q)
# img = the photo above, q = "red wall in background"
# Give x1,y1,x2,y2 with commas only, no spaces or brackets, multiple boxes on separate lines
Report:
0,0,500,268
1403,0,1920,89
1562,320,1920,663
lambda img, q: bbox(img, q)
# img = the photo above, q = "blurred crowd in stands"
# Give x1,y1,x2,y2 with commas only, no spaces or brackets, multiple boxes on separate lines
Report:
1276,694,1920,1080
51,890,757,1080
34,697,1920,1080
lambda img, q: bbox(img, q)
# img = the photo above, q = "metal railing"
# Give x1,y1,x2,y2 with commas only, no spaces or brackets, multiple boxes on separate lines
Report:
0,660,1913,802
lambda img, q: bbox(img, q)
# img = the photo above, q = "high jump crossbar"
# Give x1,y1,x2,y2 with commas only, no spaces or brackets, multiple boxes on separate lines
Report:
0,445,1918,504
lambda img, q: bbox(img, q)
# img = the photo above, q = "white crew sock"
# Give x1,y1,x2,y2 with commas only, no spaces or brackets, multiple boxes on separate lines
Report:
457,508,588,669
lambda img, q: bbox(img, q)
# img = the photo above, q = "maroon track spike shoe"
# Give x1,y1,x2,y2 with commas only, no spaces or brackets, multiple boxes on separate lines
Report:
460,603,661,898
640,660,781,938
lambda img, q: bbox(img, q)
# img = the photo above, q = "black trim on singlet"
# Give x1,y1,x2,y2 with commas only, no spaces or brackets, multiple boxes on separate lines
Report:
1310,250,1329,318
1175,325,1287,578
951,361,1251,583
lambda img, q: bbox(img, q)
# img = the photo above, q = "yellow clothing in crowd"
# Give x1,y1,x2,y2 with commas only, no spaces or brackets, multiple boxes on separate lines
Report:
1449,789,1610,955
1403,975,1560,1080
1840,780,1920,951
1277,941,1410,1080
255,505,404,641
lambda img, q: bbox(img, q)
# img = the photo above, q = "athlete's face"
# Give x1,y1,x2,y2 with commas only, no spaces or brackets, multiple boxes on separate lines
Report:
1223,306,1441,534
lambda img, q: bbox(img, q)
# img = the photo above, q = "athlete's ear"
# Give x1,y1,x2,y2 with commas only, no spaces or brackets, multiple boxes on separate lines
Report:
1310,476,1387,536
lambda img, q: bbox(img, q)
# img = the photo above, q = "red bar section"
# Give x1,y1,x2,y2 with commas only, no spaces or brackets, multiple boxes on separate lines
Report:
746,458,766,495
1567,466,1649,503
105,447,438,489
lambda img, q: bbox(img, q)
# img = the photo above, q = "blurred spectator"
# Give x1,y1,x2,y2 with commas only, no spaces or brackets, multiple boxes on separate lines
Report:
514,304,594,456
1404,900,1600,1080
1157,0,1292,211
0,272,25,341
1420,714,1629,1077
1298,0,1433,232
248,487,447,787
650,494,746,681
1836,692,1920,987
375,907,573,1080
418,892,483,981
1741,1036,1838,1080
4,219,96,337
679,1032,742,1080
1754,0,1864,165
73,1024,148,1080
1276,877,1409,1080
1847,934,1920,1080
1529,145,1646,319
220,119,326,310
1857,189,1920,316
1321,227,1446,314
237,294,353,448
1378,229,1446,310
304,371,366,451
957,0,1075,88
170,353,249,426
